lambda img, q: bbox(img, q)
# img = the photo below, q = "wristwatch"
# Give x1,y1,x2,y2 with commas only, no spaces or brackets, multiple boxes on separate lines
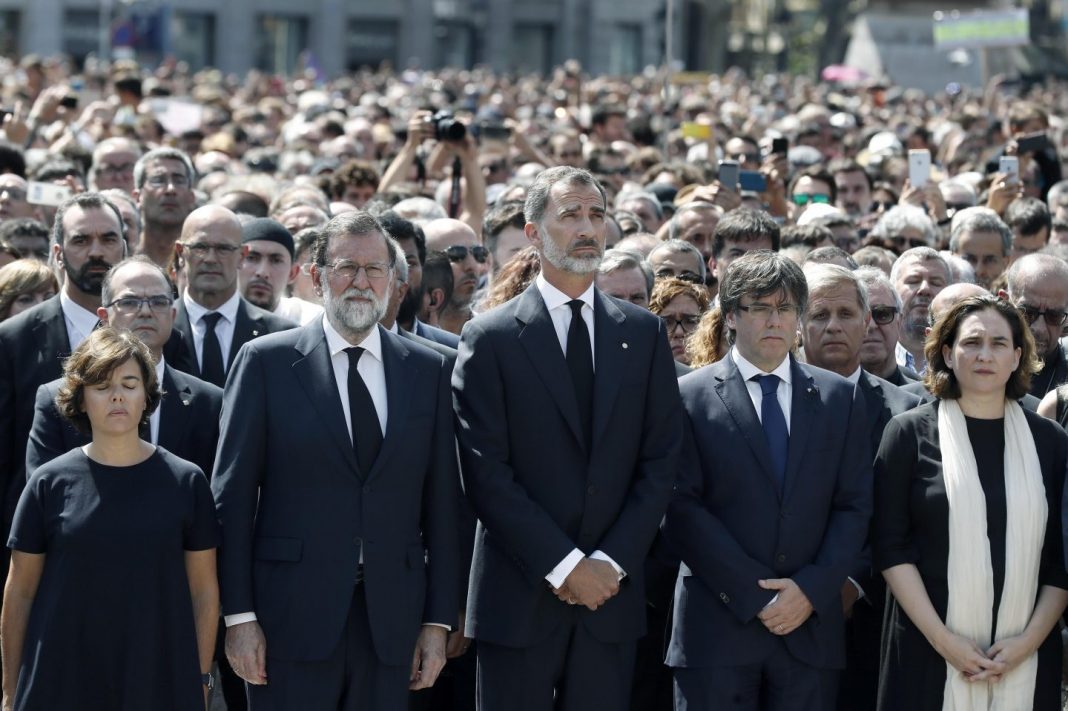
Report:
202,672,215,691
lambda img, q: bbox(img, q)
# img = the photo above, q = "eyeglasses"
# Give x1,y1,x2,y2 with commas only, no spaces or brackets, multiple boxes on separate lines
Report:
181,242,241,258
106,295,174,312
737,303,799,319
324,260,391,283
0,188,27,201
655,270,702,284
791,194,830,206
887,235,930,249
145,173,191,189
1016,303,1068,327
870,305,899,325
660,314,701,333
445,245,489,264
729,152,761,164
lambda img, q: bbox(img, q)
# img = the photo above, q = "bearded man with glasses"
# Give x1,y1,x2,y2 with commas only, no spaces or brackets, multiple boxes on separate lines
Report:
1000,253,1068,398
423,218,489,336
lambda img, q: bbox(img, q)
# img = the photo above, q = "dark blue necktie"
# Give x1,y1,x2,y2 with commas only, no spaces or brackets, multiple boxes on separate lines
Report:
754,374,788,489
566,299,594,449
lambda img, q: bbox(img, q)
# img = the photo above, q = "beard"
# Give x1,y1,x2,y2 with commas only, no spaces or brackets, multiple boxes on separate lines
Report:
322,281,387,337
64,256,112,295
397,282,424,327
540,227,603,275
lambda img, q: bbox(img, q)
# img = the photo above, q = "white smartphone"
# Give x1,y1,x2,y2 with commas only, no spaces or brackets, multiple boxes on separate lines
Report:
27,181,72,207
907,150,931,189
999,155,1020,184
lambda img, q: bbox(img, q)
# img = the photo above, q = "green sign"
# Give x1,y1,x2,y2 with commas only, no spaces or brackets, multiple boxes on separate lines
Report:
933,9,1030,50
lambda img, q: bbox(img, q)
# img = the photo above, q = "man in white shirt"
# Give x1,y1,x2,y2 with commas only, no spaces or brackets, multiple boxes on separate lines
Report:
238,217,323,325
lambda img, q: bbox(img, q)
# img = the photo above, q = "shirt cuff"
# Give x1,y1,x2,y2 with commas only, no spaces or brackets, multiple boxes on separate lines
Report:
590,550,626,581
763,593,779,609
545,548,585,589
848,576,866,601
423,622,452,631
224,612,258,627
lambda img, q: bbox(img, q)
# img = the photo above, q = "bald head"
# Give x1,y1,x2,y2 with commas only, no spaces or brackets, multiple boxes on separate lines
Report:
930,282,988,325
423,218,479,252
179,205,246,308
422,218,485,308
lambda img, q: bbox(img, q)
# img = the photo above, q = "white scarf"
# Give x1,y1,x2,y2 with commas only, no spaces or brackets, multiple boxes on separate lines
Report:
939,399,1046,710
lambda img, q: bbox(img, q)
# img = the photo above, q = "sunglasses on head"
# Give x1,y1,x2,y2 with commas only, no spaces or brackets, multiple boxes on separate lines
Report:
445,245,489,264
792,193,830,206
870,306,898,325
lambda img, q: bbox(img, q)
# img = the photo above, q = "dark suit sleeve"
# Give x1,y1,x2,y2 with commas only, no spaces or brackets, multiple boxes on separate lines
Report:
663,411,778,624
0,333,17,523
452,321,578,586
421,357,462,626
26,384,66,478
210,342,269,616
790,385,873,616
593,322,683,577
873,415,920,574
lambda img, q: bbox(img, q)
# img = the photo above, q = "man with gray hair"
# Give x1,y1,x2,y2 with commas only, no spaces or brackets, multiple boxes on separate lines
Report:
648,239,706,284
854,267,918,386
948,206,1012,289
1000,252,1068,398
453,165,682,710
213,210,461,710
668,201,721,262
596,248,653,308
133,147,197,267
89,136,142,193
890,247,952,373
616,190,664,233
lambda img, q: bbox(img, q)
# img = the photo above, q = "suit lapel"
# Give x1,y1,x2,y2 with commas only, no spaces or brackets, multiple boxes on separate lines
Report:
591,292,626,448
857,372,885,456
230,300,263,368
366,329,413,482
712,358,780,493
158,366,193,452
515,285,586,449
32,298,72,374
783,360,818,501
172,301,201,377
292,324,360,475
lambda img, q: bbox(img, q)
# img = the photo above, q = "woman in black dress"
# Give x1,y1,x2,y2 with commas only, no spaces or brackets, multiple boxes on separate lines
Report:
0,327,219,710
874,294,1068,710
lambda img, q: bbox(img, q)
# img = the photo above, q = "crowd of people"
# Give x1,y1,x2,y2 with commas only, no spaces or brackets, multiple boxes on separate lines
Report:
0,52,1065,711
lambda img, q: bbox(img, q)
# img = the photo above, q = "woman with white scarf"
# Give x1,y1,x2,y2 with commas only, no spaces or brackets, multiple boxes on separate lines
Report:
873,294,1068,711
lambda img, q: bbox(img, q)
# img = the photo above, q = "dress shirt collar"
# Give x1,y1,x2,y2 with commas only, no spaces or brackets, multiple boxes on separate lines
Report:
184,289,241,326
845,366,863,385
535,272,595,313
323,316,383,364
387,321,399,334
155,356,166,383
731,346,792,385
59,291,100,336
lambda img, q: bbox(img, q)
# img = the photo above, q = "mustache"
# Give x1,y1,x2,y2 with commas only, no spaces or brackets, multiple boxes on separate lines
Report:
569,239,601,251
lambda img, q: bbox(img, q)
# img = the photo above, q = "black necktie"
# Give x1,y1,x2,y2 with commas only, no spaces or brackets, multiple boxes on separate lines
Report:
753,374,789,490
200,312,226,387
566,300,593,448
346,347,383,474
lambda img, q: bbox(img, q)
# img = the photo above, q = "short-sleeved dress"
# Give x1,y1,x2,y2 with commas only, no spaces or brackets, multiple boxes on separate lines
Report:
873,401,1068,711
7,446,219,711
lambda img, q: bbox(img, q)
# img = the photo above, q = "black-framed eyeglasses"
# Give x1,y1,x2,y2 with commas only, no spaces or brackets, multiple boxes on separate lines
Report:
737,303,799,319
181,242,241,258
1016,303,1068,327
145,173,191,189
660,314,701,333
870,305,899,325
445,245,488,264
655,270,702,284
106,295,174,312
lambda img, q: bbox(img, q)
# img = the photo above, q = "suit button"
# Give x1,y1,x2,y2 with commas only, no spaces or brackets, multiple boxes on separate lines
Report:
354,537,362,546
777,554,786,563
720,592,730,603
587,485,597,495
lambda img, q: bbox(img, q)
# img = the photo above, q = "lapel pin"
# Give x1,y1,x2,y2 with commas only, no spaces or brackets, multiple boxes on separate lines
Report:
622,342,628,349
252,330,260,337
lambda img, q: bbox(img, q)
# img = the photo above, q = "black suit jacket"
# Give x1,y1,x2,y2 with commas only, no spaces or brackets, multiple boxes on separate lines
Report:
164,296,296,379
414,318,460,349
858,371,922,459
902,380,1043,412
453,285,683,648
212,323,460,665
0,296,72,534
26,365,223,478
664,355,872,670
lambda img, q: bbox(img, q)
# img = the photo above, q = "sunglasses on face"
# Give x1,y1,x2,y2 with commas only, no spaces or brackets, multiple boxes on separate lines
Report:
870,305,899,325
445,245,489,264
791,193,830,206
887,235,929,249
1016,303,1068,327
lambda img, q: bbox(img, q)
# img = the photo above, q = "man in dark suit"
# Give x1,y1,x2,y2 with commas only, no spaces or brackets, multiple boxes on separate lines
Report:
453,166,683,711
212,211,460,710
800,263,919,710
0,192,127,565
163,205,295,385
26,255,222,477
855,267,920,387
664,250,872,711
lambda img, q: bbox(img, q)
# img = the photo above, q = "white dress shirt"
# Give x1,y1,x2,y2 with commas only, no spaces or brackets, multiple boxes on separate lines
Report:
183,290,241,375
149,357,164,445
275,295,324,326
732,347,793,432
534,274,625,588
59,292,99,350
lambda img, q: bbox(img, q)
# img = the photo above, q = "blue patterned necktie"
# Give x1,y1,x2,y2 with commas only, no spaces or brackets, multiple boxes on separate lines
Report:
754,374,788,490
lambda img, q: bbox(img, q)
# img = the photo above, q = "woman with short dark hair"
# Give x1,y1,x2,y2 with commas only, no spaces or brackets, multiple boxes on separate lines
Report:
874,294,1068,710
1,327,219,710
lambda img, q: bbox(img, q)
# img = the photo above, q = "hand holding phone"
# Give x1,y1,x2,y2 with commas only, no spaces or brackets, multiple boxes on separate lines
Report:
999,156,1020,184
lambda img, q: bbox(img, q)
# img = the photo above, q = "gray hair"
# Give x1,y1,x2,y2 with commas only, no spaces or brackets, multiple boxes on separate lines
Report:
855,266,903,311
668,201,719,240
1005,253,1068,297
393,197,447,224
889,246,951,286
598,248,654,296
719,251,808,329
938,250,977,284
524,166,606,226
311,211,396,270
133,147,196,191
870,205,937,245
1047,179,1068,210
101,255,172,306
802,263,869,317
648,239,707,281
948,206,1012,256
615,190,663,220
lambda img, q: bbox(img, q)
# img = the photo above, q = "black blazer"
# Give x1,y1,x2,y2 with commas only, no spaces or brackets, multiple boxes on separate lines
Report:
26,365,223,478
902,380,1043,412
663,355,872,671
414,318,460,349
858,371,922,459
212,323,460,665
453,285,683,648
164,296,296,379
0,296,73,533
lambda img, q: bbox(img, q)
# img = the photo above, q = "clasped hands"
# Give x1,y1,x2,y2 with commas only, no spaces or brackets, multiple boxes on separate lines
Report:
756,578,814,636
551,558,620,611
936,630,1035,684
